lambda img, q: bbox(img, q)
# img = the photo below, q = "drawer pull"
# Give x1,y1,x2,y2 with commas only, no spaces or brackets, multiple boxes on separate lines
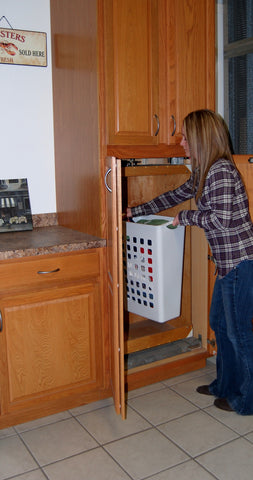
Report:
0,310,3,332
37,268,60,275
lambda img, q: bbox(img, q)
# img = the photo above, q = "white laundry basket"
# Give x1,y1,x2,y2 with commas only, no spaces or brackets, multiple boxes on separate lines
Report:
123,215,185,323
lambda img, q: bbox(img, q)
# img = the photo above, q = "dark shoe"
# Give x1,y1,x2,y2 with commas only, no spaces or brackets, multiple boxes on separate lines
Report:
214,398,234,412
196,385,213,396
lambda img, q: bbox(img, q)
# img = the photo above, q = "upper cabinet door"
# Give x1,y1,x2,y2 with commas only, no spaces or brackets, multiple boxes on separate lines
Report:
104,0,159,145
159,0,215,144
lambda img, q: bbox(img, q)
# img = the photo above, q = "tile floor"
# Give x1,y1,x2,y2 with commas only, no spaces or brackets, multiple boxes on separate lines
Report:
1,359,253,480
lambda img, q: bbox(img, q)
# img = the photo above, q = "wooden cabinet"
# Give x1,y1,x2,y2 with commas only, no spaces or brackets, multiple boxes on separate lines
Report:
104,0,215,147
50,0,216,421
0,249,110,428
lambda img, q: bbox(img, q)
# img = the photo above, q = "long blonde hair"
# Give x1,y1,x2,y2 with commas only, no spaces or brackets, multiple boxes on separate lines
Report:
183,109,235,201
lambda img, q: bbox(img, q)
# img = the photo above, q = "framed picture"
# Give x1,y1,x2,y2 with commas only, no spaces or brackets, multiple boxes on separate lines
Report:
0,178,33,232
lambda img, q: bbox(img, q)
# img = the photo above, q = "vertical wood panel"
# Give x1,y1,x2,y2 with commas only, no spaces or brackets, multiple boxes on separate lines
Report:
50,0,101,236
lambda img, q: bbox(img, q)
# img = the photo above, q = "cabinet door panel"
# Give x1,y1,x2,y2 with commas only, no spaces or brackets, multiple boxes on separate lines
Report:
105,157,125,418
0,284,103,413
104,0,159,145
160,0,215,144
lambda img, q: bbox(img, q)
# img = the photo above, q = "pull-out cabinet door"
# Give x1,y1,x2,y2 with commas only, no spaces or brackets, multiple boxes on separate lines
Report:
105,157,125,418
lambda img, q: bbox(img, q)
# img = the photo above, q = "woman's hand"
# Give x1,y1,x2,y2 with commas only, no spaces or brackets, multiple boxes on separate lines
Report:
172,214,180,226
126,207,132,219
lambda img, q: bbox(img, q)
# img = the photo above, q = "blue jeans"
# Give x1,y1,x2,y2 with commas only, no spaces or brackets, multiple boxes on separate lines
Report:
209,260,253,415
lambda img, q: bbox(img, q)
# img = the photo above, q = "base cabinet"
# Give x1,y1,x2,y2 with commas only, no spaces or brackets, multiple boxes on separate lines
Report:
0,249,110,428
106,158,212,418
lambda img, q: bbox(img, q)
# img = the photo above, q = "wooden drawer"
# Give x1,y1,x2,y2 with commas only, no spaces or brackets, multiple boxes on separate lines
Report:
0,250,101,293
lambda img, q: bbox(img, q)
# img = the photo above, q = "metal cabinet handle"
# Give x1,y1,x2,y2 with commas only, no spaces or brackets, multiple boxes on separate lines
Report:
0,310,3,332
104,168,112,193
248,157,253,163
37,268,60,275
153,114,160,136
171,115,176,136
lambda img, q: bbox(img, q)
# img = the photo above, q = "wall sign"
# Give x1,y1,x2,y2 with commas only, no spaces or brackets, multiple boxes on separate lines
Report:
0,28,47,66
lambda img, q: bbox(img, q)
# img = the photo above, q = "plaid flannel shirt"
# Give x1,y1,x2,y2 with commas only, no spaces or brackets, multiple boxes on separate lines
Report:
131,159,253,277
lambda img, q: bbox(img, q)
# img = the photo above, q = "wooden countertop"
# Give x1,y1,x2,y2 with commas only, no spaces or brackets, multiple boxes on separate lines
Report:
0,225,106,260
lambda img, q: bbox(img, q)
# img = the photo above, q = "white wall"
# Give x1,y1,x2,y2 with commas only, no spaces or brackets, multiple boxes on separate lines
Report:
0,0,56,214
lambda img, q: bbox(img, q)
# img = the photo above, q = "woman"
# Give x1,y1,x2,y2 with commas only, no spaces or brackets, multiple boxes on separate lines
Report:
127,109,253,415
